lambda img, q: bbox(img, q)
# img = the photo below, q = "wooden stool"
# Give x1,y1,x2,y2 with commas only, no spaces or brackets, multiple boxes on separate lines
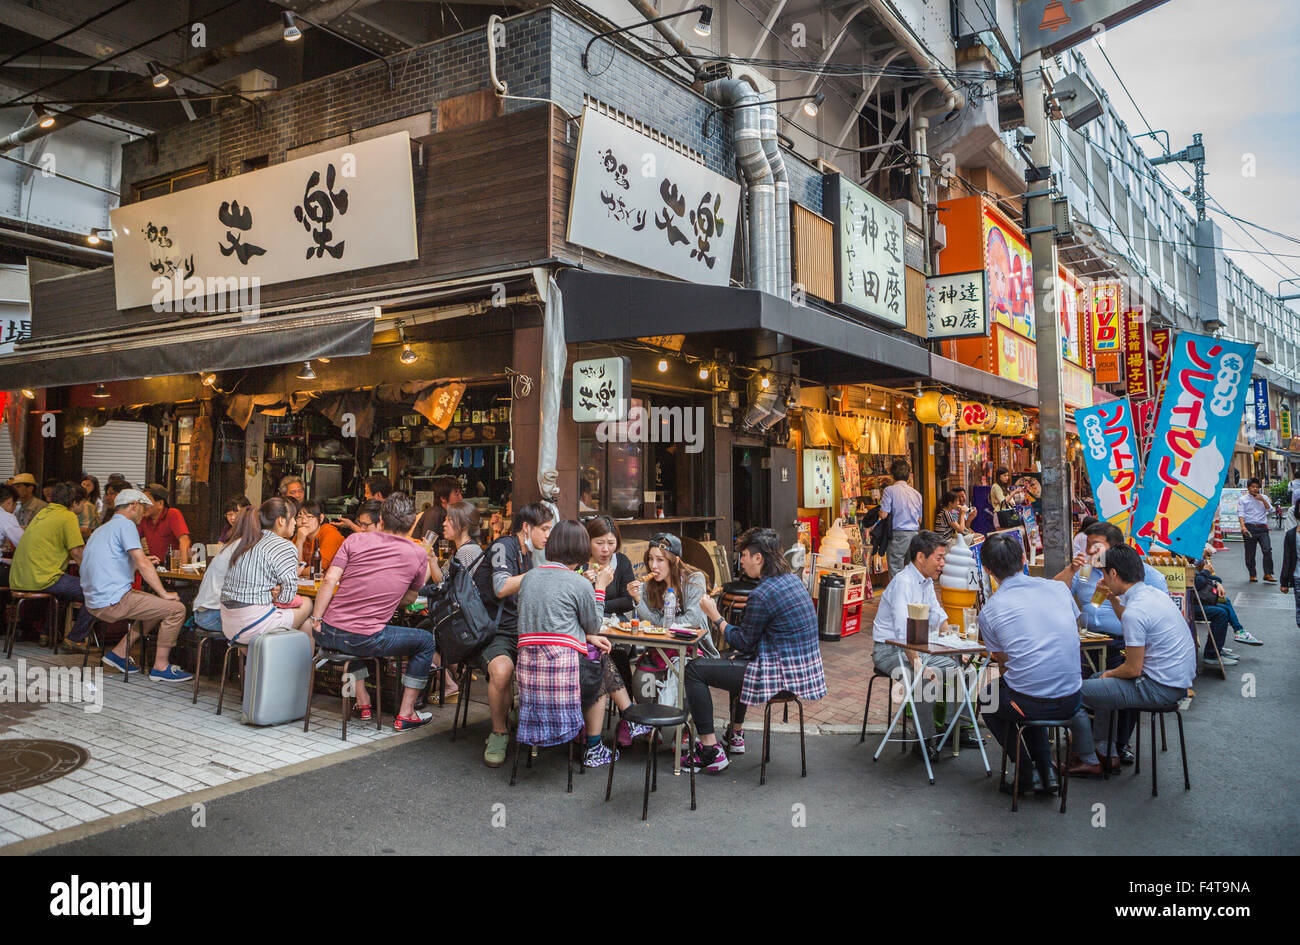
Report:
305,648,383,740
5,591,58,659
761,691,807,785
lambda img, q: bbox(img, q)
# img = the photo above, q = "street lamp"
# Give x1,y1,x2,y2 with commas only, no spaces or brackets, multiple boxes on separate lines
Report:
703,92,825,138
582,5,713,72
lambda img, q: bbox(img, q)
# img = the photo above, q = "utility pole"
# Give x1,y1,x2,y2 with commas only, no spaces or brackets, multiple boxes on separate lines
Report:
1022,51,1070,574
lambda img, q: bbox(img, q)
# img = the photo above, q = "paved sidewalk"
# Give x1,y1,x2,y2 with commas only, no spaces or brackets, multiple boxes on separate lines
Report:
0,642,404,848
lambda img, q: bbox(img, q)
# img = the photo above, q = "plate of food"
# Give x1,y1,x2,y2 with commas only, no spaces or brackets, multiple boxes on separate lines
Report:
639,626,670,636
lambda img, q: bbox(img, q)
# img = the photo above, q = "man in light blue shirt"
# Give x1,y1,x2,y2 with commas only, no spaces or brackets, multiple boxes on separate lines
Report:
1068,544,1196,777
979,533,1083,796
80,489,192,682
879,459,924,577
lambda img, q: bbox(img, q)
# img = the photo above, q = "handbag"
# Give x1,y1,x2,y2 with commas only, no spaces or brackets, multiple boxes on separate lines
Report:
996,508,1023,528
579,651,604,703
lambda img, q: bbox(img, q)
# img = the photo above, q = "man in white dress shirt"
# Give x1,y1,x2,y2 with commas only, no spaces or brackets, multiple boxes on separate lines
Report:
879,459,924,578
1238,478,1275,583
872,530,973,761
1068,544,1196,777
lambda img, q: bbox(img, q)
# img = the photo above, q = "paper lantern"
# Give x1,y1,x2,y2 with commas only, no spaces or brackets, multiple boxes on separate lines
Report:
914,392,957,427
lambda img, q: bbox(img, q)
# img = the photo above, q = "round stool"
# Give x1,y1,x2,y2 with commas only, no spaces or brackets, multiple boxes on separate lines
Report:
604,702,696,821
5,591,58,659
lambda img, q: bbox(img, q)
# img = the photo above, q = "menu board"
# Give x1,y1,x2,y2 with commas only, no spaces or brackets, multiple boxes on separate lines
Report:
1217,488,1244,537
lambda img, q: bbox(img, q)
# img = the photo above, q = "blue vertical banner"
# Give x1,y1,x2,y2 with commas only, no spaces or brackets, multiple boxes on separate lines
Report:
1075,398,1140,536
1253,378,1270,430
1131,332,1256,555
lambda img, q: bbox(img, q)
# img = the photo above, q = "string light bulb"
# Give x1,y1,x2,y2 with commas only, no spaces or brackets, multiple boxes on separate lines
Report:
398,322,418,364
698,363,711,381
657,358,669,373
759,374,771,390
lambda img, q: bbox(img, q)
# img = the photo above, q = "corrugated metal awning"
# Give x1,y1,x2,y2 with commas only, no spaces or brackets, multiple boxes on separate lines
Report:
0,304,377,389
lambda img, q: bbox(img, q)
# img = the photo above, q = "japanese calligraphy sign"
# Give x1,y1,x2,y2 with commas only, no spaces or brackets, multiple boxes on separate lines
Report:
1131,332,1255,555
1076,398,1140,535
1124,308,1149,397
1282,408,1292,441
417,382,466,430
1252,378,1270,430
572,357,630,423
0,313,30,355
825,174,906,326
110,132,417,311
1091,283,1123,353
567,108,740,287
925,270,987,339
802,449,834,508
982,207,1034,340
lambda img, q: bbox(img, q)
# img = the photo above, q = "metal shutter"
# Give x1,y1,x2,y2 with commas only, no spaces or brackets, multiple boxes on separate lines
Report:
0,422,13,481
81,421,149,487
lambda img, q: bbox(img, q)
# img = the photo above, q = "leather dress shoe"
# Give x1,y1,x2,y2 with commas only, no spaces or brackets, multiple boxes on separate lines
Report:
1036,765,1060,795
1068,756,1103,778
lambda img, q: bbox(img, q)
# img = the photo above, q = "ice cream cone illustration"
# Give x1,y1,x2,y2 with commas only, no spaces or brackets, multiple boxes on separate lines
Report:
1158,437,1225,538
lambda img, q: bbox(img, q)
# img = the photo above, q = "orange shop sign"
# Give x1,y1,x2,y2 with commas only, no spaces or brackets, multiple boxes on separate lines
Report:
993,323,1038,387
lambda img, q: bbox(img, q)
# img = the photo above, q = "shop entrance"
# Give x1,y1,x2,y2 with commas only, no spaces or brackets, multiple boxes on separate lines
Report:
732,446,770,538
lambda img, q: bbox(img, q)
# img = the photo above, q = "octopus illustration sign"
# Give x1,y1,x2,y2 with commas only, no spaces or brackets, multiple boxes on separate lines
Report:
1075,398,1140,536
1130,332,1255,556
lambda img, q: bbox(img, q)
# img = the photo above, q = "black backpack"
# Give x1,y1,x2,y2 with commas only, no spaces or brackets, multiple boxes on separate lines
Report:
430,550,503,666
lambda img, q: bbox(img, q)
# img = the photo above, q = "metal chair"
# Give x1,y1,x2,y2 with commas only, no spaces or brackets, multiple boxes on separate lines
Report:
215,642,249,716
305,648,383,740
859,664,908,752
439,660,473,740
187,625,229,705
1133,705,1190,797
604,702,696,821
761,691,807,785
999,718,1073,813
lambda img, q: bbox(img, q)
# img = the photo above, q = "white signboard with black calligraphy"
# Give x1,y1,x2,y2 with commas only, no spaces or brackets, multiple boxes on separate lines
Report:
572,356,631,423
926,270,988,340
566,107,740,287
825,174,906,327
109,132,418,311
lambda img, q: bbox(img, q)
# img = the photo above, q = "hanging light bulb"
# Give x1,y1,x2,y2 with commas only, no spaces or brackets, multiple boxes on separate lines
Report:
282,11,302,41
297,361,317,380
657,358,669,373
87,230,101,245
82,426,91,436
147,61,169,88
398,322,418,364
802,92,825,118
694,7,713,37
33,104,55,128
21,389,36,399
91,383,109,398
759,374,771,390
698,362,711,381
200,372,217,387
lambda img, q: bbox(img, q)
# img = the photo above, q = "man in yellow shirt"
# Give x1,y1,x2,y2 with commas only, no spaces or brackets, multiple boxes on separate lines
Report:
10,481,96,642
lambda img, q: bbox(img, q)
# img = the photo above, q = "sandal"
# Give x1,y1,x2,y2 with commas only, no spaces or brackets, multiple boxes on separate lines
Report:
354,702,374,721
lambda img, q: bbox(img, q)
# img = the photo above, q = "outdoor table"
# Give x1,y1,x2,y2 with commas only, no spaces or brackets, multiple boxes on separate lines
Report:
159,569,322,598
1079,632,1113,674
598,625,708,776
873,637,992,785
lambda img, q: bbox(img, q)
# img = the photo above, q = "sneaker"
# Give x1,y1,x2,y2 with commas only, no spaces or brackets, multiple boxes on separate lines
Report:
394,710,433,732
148,664,194,683
726,729,746,755
102,651,141,674
1202,654,1238,669
1234,630,1264,646
703,744,730,774
1219,647,1237,657
583,742,618,767
484,731,509,767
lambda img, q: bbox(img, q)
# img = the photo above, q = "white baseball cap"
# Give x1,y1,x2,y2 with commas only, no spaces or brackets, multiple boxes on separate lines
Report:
114,488,154,507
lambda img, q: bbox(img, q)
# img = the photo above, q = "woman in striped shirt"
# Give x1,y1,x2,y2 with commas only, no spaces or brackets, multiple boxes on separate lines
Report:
219,497,313,642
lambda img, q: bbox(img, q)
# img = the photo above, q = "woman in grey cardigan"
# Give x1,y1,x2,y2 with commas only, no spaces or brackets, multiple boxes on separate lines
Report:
629,533,720,658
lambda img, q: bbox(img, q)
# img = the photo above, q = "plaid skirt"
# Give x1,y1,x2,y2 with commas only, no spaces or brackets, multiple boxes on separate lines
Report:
516,644,583,747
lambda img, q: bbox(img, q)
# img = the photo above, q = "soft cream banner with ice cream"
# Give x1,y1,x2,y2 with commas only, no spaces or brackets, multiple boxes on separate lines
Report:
1131,332,1254,556
1075,398,1140,536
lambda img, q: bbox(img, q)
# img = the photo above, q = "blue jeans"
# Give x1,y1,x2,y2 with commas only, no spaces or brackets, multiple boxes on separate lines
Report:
982,681,1081,777
193,608,223,632
1070,673,1186,764
42,572,96,639
316,621,435,690
1200,604,1230,656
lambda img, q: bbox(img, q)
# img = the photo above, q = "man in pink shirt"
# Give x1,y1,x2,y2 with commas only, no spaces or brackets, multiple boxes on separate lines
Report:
308,493,436,731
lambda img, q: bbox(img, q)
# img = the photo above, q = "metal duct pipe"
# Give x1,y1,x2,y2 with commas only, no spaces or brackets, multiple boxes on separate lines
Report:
706,78,774,294
623,0,706,80
760,98,790,299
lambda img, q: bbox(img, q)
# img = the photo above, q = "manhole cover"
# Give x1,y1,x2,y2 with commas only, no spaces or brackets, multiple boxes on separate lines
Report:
0,739,89,794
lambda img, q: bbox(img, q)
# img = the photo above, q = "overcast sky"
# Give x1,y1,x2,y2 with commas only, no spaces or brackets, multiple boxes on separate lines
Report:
1082,0,1300,315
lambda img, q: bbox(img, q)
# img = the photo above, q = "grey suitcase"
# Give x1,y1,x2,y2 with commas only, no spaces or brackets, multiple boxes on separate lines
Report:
241,628,313,725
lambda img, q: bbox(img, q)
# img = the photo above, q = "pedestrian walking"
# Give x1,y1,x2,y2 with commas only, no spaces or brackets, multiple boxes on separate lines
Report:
1238,478,1275,583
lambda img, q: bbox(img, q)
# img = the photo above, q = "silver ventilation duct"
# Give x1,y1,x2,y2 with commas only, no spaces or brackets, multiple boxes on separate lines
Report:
705,78,775,294
760,98,790,299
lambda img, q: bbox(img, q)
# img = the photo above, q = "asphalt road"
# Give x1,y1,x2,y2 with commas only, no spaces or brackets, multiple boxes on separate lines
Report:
41,535,1300,856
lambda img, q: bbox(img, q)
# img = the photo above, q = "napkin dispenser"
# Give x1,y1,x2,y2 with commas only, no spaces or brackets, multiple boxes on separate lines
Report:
906,616,929,646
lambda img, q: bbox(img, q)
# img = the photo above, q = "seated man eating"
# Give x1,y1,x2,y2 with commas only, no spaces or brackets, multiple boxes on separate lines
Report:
1068,544,1196,777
